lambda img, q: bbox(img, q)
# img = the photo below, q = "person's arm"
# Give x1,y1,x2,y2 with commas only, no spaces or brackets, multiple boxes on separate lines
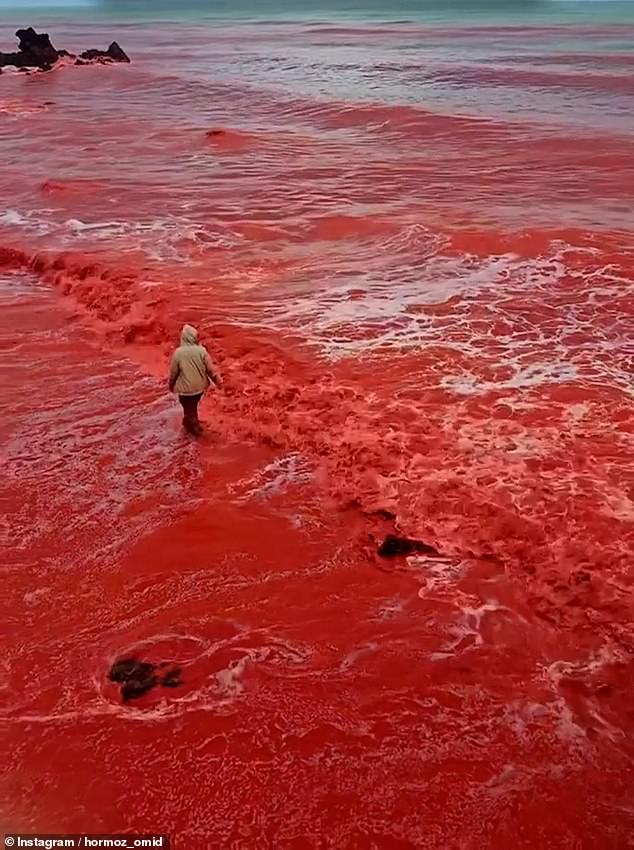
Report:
168,352,180,392
204,350,223,388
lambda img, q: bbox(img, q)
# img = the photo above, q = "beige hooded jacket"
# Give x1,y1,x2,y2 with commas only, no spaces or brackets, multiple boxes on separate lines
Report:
169,325,220,396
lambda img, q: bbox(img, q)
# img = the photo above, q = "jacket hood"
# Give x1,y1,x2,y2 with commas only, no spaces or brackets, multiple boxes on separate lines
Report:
181,324,199,345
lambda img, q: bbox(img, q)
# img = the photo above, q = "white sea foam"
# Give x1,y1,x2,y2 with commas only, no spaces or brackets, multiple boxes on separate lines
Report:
232,247,567,358
229,453,313,502
0,207,242,261
0,208,52,234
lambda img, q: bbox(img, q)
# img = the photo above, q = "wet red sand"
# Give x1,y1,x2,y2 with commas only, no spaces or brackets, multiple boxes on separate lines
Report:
1,18,634,849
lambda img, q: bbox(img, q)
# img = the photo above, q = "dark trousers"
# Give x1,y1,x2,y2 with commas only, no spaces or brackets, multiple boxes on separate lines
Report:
179,393,203,434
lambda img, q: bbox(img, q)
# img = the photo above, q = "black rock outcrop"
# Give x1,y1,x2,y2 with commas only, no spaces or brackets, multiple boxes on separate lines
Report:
0,28,130,71
0,27,58,70
378,534,439,558
108,657,182,702
80,41,130,64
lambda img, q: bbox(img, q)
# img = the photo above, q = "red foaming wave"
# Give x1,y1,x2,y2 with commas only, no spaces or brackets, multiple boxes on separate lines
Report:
306,215,399,241
0,245,170,345
40,179,107,197
300,97,493,137
426,63,634,97
512,51,634,68
447,226,627,259
0,246,30,268
3,236,632,649
232,221,291,242
0,98,51,116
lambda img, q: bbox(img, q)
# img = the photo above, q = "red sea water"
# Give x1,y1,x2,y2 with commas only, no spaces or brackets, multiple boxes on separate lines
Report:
1,8,634,847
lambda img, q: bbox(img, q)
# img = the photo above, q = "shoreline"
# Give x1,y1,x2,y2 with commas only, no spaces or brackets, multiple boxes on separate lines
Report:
2,235,632,645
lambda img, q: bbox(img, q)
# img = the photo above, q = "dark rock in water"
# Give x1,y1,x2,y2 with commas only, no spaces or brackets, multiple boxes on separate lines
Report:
80,41,130,64
16,26,59,67
108,656,182,702
17,27,55,54
121,677,157,702
108,657,146,683
0,27,60,70
161,668,183,688
108,41,130,63
109,657,157,702
0,28,130,71
378,534,438,558
0,51,36,70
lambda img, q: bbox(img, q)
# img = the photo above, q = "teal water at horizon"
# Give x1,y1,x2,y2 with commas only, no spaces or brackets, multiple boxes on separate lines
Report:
2,0,634,24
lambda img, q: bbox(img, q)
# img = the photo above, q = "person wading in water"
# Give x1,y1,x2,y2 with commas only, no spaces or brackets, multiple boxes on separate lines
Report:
168,324,222,435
